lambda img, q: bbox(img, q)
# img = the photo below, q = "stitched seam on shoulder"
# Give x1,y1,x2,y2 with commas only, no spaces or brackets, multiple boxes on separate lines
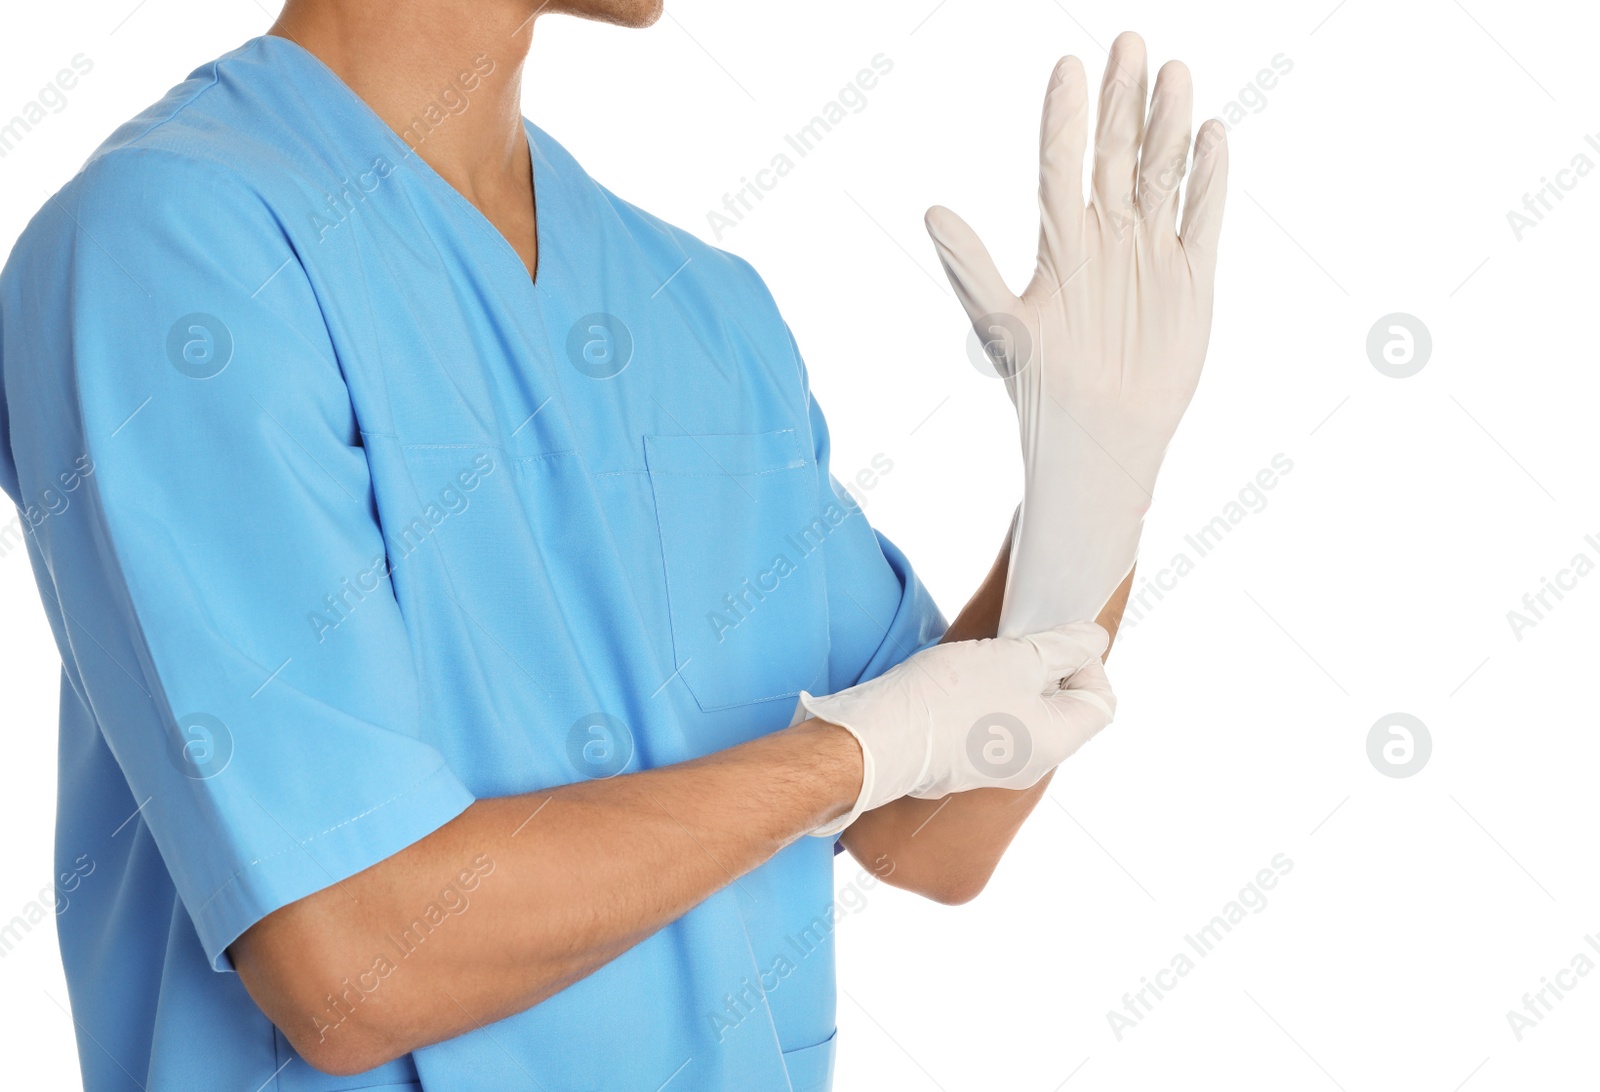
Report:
107,58,224,151
93,37,275,162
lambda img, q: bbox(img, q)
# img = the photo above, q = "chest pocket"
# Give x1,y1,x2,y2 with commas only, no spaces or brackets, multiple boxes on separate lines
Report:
645,429,830,712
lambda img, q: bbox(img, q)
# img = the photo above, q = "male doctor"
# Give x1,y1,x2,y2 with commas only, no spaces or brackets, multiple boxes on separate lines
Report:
0,0,1225,1088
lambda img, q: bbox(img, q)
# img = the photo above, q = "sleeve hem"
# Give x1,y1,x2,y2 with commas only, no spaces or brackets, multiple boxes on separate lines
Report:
195,762,477,972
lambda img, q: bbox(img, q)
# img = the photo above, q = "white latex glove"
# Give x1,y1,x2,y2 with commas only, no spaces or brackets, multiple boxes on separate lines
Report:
800,622,1115,837
925,32,1229,637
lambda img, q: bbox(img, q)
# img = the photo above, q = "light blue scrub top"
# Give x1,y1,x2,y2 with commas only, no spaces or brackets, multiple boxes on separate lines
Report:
0,35,945,1092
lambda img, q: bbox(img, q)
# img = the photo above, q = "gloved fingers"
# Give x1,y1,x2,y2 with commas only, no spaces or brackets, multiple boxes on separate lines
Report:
1179,118,1229,269
925,205,1019,331
1056,659,1117,722
1019,621,1110,688
1090,31,1149,232
1138,59,1193,237
1035,54,1089,282
1036,681,1116,760
1022,661,1116,766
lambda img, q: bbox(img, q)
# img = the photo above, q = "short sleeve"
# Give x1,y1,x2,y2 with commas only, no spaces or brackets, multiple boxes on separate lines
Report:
2,150,475,969
786,330,947,692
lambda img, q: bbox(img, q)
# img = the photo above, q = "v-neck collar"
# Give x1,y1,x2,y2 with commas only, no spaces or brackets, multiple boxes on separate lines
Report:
255,33,550,291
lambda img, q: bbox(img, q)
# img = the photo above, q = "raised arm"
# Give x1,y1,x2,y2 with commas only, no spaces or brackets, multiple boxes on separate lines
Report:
841,32,1227,901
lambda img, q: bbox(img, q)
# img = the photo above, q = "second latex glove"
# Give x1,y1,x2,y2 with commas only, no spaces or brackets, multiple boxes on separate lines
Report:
925,33,1230,636
800,622,1115,837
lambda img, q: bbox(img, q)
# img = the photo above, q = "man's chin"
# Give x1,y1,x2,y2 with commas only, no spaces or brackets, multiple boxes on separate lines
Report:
630,0,665,29
555,0,663,29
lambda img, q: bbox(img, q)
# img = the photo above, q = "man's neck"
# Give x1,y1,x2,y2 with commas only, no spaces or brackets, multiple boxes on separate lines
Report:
268,0,539,210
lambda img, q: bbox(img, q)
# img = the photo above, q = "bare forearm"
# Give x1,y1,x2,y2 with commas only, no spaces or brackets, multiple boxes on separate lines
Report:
841,522,1132,902
233,718,861,1075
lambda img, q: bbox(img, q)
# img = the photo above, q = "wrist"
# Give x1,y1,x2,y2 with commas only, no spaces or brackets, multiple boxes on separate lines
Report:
788,716,867,836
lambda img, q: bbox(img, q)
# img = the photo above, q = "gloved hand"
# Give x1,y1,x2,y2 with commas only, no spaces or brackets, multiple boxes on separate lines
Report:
925,32,1229,636
801,622,1116,837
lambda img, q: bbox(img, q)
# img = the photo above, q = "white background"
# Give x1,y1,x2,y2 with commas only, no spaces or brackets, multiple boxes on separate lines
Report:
3,1,1598,1089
